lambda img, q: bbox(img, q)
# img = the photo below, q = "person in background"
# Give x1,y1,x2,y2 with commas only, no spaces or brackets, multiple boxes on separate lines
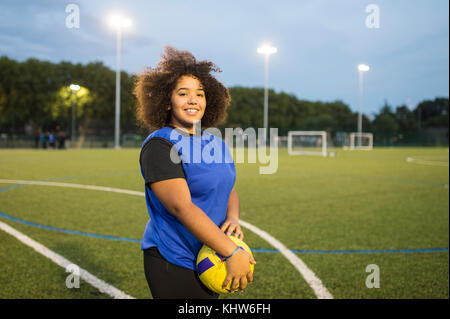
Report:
40,132,47,149
48,131,56,149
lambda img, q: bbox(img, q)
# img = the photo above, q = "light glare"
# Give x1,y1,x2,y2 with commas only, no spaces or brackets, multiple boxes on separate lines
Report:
257,44,278,55
109,15,132,28
69,84,80,91
358,64,370,72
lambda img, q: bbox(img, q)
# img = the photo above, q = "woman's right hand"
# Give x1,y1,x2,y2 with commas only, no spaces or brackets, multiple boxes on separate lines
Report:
223,248,256,292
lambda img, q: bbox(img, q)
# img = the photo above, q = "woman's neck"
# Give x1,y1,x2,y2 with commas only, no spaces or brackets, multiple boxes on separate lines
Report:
169,120,200,135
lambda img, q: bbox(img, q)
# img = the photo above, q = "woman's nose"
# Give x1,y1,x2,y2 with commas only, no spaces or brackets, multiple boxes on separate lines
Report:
187,94,197,104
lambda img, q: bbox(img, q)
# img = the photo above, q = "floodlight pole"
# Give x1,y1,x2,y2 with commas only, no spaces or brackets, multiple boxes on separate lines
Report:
357,64,370,148
263,54,269,146
114,27,122,149
72,96,76,142
110,14,131,149
69,84,80,143
257,44,277,146
358,70,363,148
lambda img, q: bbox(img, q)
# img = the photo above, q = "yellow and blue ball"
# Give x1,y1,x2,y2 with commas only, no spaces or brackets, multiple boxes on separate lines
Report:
196,235,254,294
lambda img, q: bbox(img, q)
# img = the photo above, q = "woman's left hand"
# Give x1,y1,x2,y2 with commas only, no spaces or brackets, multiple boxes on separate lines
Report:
220,218,244,240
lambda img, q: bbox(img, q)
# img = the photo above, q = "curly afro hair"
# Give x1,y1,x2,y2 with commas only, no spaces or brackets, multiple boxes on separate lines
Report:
134,46,231,130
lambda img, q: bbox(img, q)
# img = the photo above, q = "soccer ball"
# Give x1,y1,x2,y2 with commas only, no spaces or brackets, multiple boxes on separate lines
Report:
196,235,254,294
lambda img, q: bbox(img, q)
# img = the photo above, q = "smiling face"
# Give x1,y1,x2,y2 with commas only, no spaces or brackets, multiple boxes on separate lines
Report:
169,75,206,134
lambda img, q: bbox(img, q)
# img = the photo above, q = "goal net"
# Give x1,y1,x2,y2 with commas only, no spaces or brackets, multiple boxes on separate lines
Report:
287,131,327,157
346,132,373,150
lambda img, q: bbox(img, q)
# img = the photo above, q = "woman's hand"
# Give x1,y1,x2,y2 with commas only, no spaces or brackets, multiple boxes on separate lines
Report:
223,248,256,292
220,218,244,240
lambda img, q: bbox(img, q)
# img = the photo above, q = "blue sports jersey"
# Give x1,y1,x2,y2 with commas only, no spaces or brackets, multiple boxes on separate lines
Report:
140,126,236,270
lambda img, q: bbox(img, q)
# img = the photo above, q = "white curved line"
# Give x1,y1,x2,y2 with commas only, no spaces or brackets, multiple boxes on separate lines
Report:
239,220,333,299
0,220,134,299
0,179,333,299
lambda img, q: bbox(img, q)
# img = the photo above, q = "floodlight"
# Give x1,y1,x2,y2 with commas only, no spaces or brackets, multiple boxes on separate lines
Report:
358,64,370,72
109,15,132,28
257,44,278,55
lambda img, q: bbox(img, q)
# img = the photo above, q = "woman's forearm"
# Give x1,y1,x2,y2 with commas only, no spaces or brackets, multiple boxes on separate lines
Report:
176,202,237,257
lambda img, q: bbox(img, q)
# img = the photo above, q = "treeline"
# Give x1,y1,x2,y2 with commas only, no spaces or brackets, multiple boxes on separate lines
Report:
225,88,448,145
0,56,138,139
0,56,448,145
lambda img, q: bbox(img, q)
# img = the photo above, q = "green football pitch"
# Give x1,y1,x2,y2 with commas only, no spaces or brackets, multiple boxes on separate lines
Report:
0,147,448,299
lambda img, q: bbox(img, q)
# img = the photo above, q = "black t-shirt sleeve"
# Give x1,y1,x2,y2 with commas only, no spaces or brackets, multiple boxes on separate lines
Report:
140,137,185,186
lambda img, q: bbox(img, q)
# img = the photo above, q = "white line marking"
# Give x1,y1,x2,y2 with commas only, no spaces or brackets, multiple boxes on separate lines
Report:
0,179,332,299
406,157,449,167
0,179,143,196
0,220,134,299
239,220,333,299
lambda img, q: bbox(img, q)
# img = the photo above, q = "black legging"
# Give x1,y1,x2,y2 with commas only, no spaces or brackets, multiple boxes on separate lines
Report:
143,247,219,299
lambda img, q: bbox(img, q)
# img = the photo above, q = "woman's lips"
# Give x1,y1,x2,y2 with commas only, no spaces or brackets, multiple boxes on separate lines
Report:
184,108,199,115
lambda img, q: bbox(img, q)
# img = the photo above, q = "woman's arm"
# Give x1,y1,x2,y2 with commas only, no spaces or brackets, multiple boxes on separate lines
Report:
220,188,245,240
150,178,236,257
150,179,255,291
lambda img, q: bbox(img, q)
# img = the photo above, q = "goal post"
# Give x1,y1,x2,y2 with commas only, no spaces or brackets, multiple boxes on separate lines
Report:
348,132,373,150
287,131,327,157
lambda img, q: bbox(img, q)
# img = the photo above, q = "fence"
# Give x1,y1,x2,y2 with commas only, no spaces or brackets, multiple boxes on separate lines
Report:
0,134,144,149
0,128,448,149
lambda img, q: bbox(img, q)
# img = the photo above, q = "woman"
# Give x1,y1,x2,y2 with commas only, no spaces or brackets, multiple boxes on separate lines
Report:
134,46,255,299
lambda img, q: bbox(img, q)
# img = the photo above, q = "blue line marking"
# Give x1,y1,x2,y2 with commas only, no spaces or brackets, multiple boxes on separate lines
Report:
0,211,448,254
0,211,140,243
0,184,27,193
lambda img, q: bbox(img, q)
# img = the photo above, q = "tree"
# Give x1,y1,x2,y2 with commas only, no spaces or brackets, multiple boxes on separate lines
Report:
372,101,399,144
415,98,449,128
395,105,417,132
